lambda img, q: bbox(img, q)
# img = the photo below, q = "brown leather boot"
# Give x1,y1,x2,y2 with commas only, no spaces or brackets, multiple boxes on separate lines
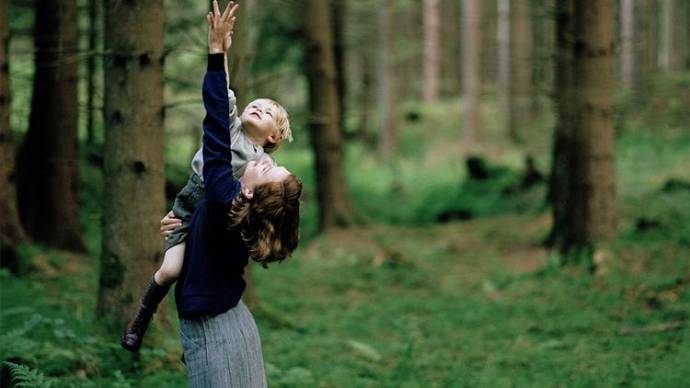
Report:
121,278,170,352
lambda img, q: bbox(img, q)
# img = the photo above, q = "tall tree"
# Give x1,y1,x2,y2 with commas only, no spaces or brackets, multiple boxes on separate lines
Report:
633,0,654,98
440,0,461,97
17,0,84,252
480,0,498,87
423,0,440,102
353,1,377,144
658,0,687,72
303,0,353,230
462,0,481,145
547,0,576,248
550,0,617,255
531,0,555,115
86,0,100,145
0,0,28,272
97,0,166,329
331,0,347,134
497,0,510,135
620,0,634,90
228,0,249,110
378,0,397,155
507,0,532,143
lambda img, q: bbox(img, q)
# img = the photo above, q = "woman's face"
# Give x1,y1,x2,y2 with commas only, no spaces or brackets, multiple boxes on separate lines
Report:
239,159,290,198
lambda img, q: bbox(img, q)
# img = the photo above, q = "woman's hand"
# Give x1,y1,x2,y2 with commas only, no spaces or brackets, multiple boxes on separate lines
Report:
207,0,239,54
160,211,182,239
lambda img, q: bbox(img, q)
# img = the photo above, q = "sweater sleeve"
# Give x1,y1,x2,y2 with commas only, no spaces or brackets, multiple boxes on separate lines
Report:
202,53,241,204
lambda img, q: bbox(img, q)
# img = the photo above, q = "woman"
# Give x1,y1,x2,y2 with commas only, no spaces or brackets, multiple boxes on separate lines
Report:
169,3,302,386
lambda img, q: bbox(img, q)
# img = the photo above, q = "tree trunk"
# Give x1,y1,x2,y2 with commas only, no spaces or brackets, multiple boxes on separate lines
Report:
658,0,687,72
355,4,377,145
462,0,481,145
508,0,532,143
17,0,84,252
396,2,422,102
440,0,461,97
423,0,440,102
0,0,28,273
97,0,167,330
481,0,497,88
551,0,617,255
497,0,510,136
530,0,554,115
633,0,654,98
86,0,99,145
331,0,347,134
620,0,634,89
228,0,249,110
547,0,576,248
378,0,397,156
303,0,353,231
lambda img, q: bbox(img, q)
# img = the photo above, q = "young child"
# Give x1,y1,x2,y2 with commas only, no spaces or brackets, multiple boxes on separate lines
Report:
122,30,293,352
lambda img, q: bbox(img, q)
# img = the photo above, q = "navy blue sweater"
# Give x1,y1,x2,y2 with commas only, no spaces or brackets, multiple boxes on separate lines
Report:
175,54,248,319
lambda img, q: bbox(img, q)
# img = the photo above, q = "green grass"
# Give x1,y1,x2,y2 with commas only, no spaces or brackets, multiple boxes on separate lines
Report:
2,74,689,387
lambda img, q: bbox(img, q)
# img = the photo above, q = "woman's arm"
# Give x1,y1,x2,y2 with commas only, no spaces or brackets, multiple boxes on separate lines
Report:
201,54,240,204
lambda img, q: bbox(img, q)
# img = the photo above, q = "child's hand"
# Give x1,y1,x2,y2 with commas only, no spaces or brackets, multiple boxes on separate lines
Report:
160,211,182,239
207,0,239,54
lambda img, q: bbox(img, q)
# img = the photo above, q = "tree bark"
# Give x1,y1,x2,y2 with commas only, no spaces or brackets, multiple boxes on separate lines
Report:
497,0,510,137
423,0,440,102
480,0,497,88
530,0,554,115
462,0,481,145
97,0,167,330
303,0,353,231
227,0,249,110
17,0,84,252
658,0,687,72
331,0,347,134
633,0,654,98
508,0,532,143
378,0,397,156
440,0,461,97
550,0,617,255
0,0,28,272
355,3,377,145
86,0,99,145
620,0,634,89
547,0,576,248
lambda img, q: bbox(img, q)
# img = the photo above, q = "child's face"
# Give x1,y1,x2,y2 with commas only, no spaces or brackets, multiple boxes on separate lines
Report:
240,99,280,146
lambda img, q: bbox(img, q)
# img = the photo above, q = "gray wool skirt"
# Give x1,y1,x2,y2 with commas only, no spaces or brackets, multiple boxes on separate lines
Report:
179,300,267,388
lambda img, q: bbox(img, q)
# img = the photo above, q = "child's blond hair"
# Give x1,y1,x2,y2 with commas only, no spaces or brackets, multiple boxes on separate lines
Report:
253,98,292,154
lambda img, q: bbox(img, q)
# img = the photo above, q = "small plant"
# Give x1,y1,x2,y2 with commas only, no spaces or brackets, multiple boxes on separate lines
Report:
2,361,54,388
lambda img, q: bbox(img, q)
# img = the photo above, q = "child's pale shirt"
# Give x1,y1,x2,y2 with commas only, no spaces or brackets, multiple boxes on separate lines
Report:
191,89,275,180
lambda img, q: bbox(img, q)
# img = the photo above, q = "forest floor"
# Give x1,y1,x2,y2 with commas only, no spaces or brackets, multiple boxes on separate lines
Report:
2,200,689,387
2,79,690,387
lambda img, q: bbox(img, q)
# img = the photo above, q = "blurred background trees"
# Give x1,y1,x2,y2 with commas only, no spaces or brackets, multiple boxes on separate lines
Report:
1,0,688,384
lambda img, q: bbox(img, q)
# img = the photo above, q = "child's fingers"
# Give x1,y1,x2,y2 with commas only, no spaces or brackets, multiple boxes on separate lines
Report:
206,13,212,27
212,0,221,16
221,1,235,20
225,3,239,21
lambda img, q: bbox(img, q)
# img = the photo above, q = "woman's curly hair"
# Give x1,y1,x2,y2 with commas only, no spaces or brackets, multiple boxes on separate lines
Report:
227,174,302,267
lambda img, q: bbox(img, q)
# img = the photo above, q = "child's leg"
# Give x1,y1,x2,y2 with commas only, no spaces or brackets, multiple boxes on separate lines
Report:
154,242,185,286
122,244,184,352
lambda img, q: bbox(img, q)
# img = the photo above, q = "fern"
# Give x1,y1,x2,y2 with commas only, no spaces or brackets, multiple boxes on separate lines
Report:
2,362,54,388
